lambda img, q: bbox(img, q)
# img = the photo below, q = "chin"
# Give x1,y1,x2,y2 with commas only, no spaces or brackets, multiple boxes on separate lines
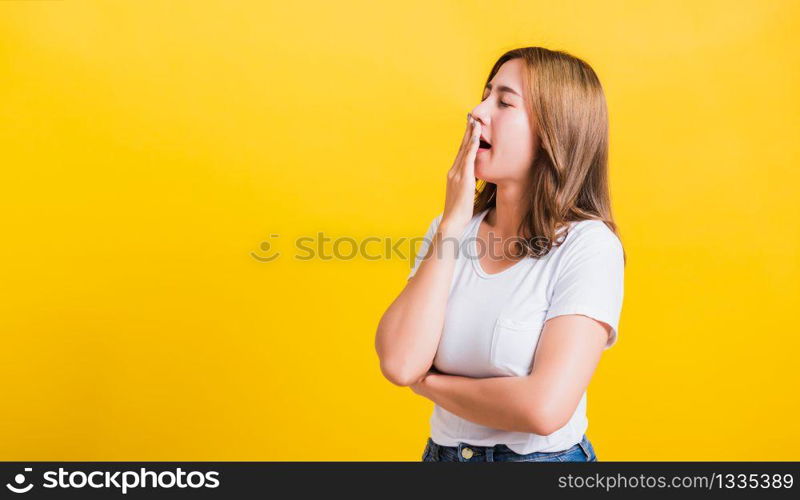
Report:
475,165,496,183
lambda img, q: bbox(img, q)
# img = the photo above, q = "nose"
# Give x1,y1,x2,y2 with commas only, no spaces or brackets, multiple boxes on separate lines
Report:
469,111,487,128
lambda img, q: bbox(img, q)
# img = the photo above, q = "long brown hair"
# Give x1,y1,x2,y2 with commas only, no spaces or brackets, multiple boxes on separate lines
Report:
473,47,626,265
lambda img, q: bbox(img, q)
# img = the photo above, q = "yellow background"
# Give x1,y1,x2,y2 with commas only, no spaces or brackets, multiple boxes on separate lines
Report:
1,0,798,460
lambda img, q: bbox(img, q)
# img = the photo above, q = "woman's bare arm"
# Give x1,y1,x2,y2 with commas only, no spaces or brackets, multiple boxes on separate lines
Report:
409,314,610,434
375,222,463,386
375,114,482,387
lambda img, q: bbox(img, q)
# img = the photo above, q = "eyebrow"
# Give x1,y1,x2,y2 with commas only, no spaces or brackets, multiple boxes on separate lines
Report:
484,82,521,97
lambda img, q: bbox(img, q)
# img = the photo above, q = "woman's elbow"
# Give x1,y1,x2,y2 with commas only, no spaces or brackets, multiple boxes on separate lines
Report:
379,359,423,387
525,404,570,436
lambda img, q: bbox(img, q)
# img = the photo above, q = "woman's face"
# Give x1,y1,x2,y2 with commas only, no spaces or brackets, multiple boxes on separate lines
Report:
470,58,538,184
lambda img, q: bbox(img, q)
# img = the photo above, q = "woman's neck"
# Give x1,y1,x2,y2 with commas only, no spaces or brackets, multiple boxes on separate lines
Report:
486,184,529,239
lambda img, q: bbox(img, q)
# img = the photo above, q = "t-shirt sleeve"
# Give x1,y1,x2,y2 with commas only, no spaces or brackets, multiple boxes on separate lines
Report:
544,226,625,349
407,213,444,280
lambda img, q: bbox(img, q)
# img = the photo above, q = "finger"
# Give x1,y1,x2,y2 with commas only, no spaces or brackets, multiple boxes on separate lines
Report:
463,120,481,173
457,117,479,171
452,115,476,172
457,115,475,158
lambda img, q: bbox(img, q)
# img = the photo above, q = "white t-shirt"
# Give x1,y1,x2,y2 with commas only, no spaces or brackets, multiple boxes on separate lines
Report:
407,208,625,454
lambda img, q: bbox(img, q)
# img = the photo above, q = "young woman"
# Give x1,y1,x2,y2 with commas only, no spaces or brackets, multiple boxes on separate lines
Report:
375,47,626,462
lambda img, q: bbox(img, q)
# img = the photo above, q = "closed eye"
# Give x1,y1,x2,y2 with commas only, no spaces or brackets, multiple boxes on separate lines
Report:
481,96,513,108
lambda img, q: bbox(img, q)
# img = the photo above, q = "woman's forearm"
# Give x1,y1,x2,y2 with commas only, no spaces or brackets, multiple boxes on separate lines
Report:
375,224,463,386
412,372,547,434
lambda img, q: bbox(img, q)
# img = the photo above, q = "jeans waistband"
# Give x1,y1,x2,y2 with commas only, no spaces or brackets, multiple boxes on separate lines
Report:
428,433,594,460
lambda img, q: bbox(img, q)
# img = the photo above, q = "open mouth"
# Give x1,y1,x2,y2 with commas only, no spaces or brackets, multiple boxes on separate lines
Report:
479,139,492,150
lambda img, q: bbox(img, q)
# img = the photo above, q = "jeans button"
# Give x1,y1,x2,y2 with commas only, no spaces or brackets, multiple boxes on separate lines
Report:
461,447,474,459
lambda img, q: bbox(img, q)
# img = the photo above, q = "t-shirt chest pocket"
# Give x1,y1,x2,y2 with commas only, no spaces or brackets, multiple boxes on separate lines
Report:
488,310,547,377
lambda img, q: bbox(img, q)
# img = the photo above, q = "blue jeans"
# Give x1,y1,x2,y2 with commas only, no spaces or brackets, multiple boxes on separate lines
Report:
421,434,598,462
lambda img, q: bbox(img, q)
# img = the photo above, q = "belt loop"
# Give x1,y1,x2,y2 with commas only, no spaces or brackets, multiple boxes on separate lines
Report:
577,434,593,461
